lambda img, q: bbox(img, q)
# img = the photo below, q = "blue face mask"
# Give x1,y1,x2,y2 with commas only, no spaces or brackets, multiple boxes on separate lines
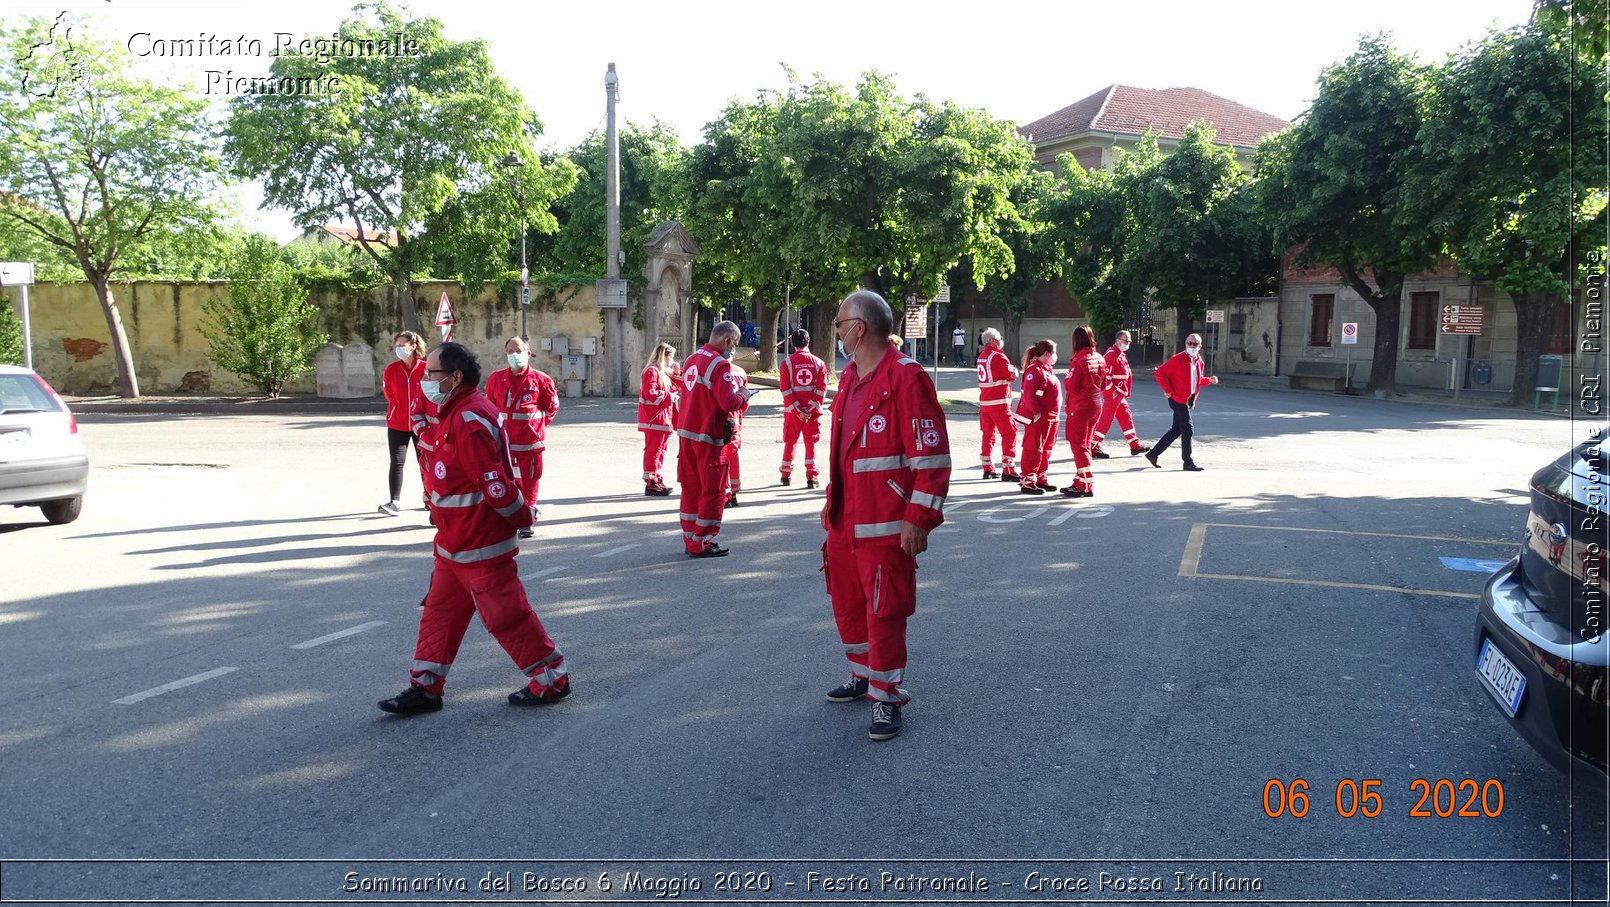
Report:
722,347,735,361
421,379,448,405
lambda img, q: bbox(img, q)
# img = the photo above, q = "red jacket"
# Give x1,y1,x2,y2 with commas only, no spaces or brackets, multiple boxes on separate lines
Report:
382,358,425,431
779,350,828,418
1011,360,1061,428
485,366,558,453
826,350,950,544
676,344,747,456
637,365,678,432
1154,351,1210,405
422,389,533,566
976,346,1017,408
1103,345,1133,397
1063,348,1110,416
729,365,751,448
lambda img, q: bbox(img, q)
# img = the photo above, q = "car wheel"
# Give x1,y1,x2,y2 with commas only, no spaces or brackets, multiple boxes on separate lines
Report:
40,497,82,525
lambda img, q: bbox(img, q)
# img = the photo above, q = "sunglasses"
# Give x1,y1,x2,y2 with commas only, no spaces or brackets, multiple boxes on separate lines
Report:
833,317,864,329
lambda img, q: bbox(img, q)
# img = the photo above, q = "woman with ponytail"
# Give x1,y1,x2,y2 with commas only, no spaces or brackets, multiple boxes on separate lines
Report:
1010,339,1061,495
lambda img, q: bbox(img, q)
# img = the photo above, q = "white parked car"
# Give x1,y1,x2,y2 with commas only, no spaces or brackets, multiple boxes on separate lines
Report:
0,365,89,524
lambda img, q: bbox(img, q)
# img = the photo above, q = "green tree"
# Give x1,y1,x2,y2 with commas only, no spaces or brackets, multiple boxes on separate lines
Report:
0,294,23,366
1414,19,1608,405
964,167,1060,357
225,1,576,333
200,236,328,397
1050,136,1163,342
0,14,223,397
1258,35,1441,395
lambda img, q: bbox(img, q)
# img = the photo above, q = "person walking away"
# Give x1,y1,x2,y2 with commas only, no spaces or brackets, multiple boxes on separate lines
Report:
821,290,950,741
379,331,427,516
485,336,558,539
778,329,828,488
1090,330,1150,459
676,321,747,557
377,342,570,715
975,328,1019,482
1011,340,1061,495
1146,333,1219,472
1060,326,1110,498
638,342,679,496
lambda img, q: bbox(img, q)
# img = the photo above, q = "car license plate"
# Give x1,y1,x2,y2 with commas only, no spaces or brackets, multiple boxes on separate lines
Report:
0,428,27,447
1476,639,1527,718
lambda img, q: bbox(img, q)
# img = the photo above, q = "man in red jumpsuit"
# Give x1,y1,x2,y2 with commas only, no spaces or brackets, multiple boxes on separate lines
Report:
821,290,951,741
975,328,1019,481
378,342,569,715
779,329,828,488
676,321,747,557
1146,333,1219,471
485,336,558,539
1090,329,1151,459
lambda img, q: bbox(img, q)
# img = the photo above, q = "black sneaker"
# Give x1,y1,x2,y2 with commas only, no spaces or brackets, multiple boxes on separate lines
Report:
688,543,730,559
805,478,819,489
378,686,442,715
982,469,998,479
1000,471,1020,483
1090,446,1111,459
509,680,571,706
517,527,534,539
1036,480,1054,491
780,476,791,486
1019,484,1045,495
1130,443,1152,456
826,675,870,703
868,701,903,741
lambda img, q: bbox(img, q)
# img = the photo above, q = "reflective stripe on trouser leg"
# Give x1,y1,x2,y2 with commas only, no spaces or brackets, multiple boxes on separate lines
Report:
781,413,799,475
982,407,1018,469
678,443,728,553
511,449,542,510
826,532,913,706
643,431,670,484
727,450,740,493
411,563,480,695
459,558,567,695
801,417,820,477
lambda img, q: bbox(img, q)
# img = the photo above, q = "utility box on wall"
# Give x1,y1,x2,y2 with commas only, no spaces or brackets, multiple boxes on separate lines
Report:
562,353,587,398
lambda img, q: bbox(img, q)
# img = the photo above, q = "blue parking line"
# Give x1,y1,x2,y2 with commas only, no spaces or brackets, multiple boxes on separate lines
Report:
1440,556,1508,574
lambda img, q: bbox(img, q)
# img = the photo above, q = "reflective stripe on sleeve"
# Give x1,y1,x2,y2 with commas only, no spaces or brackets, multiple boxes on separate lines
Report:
435,536,520,564
853,520,904,539
431,492,485,508
910,490,945,510
852,455,907,473
979,380,1011,388
508,411,547,420
676,429,725,446
978,398,1010,407
509,441,546,452
637,422,673,432
461,410,500,441
493,495,528,518
907,455,951,470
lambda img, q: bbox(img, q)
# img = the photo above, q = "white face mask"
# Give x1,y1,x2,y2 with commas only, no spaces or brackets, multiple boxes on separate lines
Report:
507,352,529,369
394,346,411,361
1186,346,1201,359
421,378,450,405
1117,342,1130,352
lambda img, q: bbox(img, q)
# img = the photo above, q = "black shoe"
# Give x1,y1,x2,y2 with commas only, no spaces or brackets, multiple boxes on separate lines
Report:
1000,471,1020,483
780,476,791,486
806,479,819,489
509,680,570,706
517,527,534,539
645,484,672,496
1058,485,1082,497
1036,481,1054,491
825,675,870,703
1019,484,1045,495
1091,446,1111,459
688,543,730,558
868,701,903,741
1130,444,1151,456
982,469,998,479
1183,463,1205,472
725,495,740,507
378,686,442,715
1144,451,1161,469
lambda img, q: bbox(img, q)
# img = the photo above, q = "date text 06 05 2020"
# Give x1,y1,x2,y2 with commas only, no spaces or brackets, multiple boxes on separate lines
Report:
1261,778,1505,819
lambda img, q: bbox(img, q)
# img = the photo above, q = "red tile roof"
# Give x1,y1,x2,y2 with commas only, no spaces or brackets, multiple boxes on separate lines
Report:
1019,85,1289,150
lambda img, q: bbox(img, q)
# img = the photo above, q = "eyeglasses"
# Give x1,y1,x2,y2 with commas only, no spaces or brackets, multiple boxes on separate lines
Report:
833,317,864,329
1185,343,1201,348
425,368,455,377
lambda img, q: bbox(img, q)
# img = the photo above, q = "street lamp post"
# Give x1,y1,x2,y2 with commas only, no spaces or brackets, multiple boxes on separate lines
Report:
499,152,529,341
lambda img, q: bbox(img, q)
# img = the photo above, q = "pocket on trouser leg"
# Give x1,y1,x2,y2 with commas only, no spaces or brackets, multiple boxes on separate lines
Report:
869,547,918,619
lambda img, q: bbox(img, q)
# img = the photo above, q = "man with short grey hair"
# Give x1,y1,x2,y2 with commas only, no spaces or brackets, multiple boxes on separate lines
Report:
1146,332,1219,471
675,320,747,556
821,290,951,741
975,327,1019,481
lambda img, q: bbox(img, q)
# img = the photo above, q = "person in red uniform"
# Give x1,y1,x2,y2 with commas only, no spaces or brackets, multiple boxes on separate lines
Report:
1145,333,1218,471
484,336,558,540
378,342,570,715
975,328,1020,482
725,362,752,506
638,342,679,496
778,329,828,488
1090,329,1151,459
676,321,747,558
379,330,427,516
1011,339,1060,495
1060,326,1110,498
821,290,950,742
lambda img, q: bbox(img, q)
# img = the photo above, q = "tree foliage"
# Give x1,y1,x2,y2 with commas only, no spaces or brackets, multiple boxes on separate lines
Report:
0,295,23,366
199,236,328,397
0,14,223,396
224,1,576,332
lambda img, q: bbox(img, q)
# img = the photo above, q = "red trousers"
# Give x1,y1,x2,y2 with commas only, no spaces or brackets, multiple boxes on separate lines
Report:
409,557,566,697
727,446,742,493
1018,417,1058,483
510,449,542,511
978,406,1017,470
641,430,671,484
1065,405,1100,491
823,531,915,705
1094,392,1140,447
677,441,729,553
781,412,821,478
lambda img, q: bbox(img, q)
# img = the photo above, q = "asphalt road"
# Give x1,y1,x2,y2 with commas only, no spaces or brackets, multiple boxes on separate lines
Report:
2,377,1605,906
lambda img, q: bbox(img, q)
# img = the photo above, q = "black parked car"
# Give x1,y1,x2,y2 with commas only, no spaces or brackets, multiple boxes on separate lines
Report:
1475,440,1609,789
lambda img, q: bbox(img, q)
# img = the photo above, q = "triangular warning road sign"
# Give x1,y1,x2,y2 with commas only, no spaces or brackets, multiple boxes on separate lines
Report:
434,292,455,326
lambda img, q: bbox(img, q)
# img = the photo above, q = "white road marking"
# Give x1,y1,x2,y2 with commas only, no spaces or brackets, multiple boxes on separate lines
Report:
593,543,640,558
527,566,567,579
113,667,238,705
289,620,388,650
978,506,1048,523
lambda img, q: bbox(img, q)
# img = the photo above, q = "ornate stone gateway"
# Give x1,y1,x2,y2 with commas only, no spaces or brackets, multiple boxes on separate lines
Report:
641,222,699,358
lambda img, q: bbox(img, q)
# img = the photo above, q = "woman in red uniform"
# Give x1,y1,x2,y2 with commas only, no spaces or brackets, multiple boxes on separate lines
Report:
1011,339,1060,495
485,336,558,539
1061,326,1110,498
638,342,678,496
379,330,427,516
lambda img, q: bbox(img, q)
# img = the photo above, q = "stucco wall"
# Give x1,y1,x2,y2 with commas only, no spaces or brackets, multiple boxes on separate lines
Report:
9,279,646,397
